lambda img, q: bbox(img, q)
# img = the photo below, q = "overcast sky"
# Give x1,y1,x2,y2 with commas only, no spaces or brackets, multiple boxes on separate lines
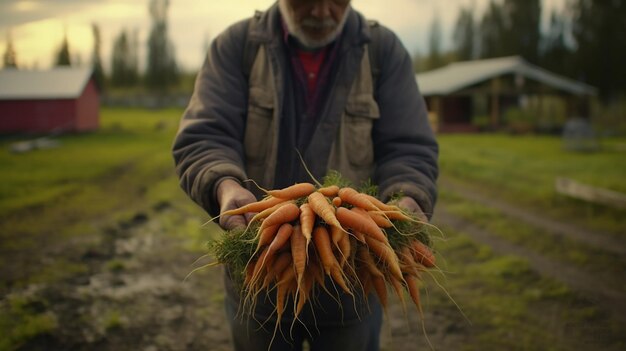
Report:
0,0,567,71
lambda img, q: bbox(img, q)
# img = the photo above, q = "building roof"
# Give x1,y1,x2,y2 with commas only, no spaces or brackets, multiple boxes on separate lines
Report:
0,67,93,100
416,56,596,96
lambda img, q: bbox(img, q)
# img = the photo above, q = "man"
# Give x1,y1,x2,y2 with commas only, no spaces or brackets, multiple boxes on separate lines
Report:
172,0,438,350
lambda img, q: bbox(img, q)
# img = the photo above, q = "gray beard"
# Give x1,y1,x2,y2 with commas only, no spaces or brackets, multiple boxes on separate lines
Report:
278,0,350,50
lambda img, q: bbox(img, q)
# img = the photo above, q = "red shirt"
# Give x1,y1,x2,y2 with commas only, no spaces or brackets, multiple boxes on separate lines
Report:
296,48,329,95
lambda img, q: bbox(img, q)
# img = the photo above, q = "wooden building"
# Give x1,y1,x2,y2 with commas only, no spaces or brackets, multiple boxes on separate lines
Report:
416,56,596,133
0,67,99,134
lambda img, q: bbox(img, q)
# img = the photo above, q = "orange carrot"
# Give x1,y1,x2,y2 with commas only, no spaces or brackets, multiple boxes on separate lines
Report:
352,230,366,243
256,224,280,249
357,245,384,278
367,211,394,228
295,268,314,317
308,253,326,289
397,246,421,276
243,259,256,287
307,191,342,228
338,187,379,211
244,200,296,240
404,274,422,312
267,266,295,351
250,200,295,225
318,185,340,197
299,203,316,248
336,207,389,244
273,267,296,338
290,224,307,288
312,226,335,275
249,246,270,289
221,196,286,217
266,182,316,200
329,224,344,245
336,231,351,268
258,202,300,233
388,274,406,306
410,240,436,268
364,235,403,283
362,194,400,212
330,264,352,294
372,209,422,223
312,226,351,294
262,251,292,289
273,251,293,274
331,196,342,207
306,251,342,303
267,223,293,255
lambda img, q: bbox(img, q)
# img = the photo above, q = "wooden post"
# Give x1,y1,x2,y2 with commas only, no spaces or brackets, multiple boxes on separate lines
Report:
491,78,500,128
535,83,542,125
555,177,626,209
433,96,442,132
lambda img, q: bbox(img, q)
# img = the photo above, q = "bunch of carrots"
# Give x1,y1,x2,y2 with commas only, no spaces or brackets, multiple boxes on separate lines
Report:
206,176,438,329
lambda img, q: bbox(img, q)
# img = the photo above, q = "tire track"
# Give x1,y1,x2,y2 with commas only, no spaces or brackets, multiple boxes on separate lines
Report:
439,179,626,255
433,205,626,323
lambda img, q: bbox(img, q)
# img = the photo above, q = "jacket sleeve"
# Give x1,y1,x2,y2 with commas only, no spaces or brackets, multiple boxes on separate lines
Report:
371,26,439,219
172,19,250,216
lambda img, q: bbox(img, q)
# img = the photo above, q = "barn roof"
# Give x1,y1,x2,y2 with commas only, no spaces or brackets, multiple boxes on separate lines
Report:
416,56,596,96
0,67,93,100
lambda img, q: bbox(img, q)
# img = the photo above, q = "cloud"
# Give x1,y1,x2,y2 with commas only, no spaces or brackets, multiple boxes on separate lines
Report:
1,0,568,71
0,0,108,29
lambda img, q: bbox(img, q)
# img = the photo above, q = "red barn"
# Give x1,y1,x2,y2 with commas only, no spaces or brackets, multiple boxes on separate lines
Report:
0,67,99,133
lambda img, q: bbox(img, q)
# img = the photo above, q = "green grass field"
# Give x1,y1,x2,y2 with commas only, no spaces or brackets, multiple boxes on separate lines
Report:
438,133,626,234
0,107,207,290
0,108,184,213
3,115,623,225
439,134,626,194
1,108,625,350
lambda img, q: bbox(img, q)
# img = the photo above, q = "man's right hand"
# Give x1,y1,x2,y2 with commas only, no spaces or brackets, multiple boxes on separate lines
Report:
216,178,257,230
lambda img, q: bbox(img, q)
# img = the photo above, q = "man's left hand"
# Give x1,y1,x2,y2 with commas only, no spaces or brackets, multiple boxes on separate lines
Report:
395,196,427,222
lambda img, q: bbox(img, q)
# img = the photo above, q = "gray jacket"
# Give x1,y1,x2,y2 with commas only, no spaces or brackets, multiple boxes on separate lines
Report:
173,4,438,218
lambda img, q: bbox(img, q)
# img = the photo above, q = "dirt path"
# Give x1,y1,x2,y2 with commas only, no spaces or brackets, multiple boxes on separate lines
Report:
2,207,233,351
5,176,623,350
2,203,472,351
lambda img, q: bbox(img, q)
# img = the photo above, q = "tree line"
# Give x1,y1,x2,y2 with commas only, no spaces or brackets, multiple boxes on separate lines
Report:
2,0,178,94
2,0,624,100
419,0,625,101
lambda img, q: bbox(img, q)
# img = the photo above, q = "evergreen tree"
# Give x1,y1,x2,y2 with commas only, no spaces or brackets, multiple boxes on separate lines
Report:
425,11,445,70
479,0,506,58
111,29,138,87
91,23,105,91
145,0,179,91
130,29,140,84
453,5,476,61
478,0,541,62
540,10,573,77
501,0,541,63
570,0,626,99
3,31,18,69
55,31,71,66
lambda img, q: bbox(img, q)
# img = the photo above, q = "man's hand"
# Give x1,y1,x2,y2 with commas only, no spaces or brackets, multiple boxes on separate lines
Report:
394,196,427,222
216,178,257,230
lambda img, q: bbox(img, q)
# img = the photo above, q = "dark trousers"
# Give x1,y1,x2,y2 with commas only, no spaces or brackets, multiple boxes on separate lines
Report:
224,291,383,351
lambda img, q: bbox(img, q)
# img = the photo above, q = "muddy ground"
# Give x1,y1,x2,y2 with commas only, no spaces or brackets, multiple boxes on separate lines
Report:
2,179,625,351
2,203,466,351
